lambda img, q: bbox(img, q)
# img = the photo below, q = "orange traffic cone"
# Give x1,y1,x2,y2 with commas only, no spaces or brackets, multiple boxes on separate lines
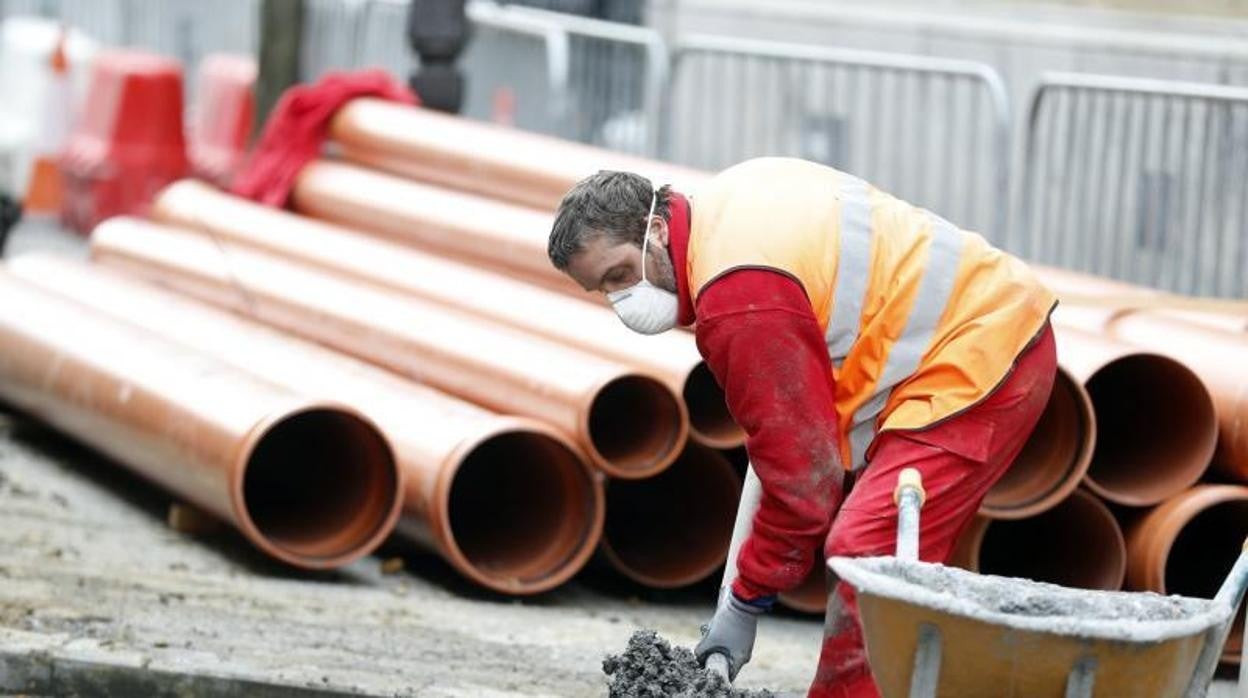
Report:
23,28,71,214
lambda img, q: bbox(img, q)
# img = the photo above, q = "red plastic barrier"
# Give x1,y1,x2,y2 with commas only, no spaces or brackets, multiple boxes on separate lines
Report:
190,54,256,186
60,50,188,233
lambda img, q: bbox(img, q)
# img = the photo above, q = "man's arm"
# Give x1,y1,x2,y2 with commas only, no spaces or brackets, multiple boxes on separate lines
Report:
695,268,844,601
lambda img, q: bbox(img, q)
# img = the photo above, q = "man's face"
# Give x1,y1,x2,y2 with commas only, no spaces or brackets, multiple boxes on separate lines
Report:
565,218,674,295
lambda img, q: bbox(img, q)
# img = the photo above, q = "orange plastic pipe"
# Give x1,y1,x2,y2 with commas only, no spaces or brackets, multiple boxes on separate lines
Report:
1063,311,1248,482
1055,328,1216,505
292,160,575,294
150,180,743,449
1126,485,1248,664
953,489,1126,591
1036,264,1248,333
778,564,827,615
328,98,709,212
599,443,741,588
89,218,686,480
0,270,401,570
979,366,1095,520
8,254,604,594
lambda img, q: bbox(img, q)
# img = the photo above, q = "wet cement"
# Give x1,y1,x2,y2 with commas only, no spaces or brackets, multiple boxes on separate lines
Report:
603,630,775,698
883,560,1205,621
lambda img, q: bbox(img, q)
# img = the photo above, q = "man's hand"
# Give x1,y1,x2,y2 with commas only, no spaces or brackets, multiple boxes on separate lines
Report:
695,592,770,681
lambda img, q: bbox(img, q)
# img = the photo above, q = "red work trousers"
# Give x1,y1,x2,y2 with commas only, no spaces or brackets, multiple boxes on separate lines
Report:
810,323,1057,698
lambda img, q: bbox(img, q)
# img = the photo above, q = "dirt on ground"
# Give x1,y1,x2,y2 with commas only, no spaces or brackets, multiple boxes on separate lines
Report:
603,630,775,697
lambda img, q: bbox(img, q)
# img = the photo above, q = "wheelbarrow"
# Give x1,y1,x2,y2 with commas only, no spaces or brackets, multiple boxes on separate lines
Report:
829,469,1248,697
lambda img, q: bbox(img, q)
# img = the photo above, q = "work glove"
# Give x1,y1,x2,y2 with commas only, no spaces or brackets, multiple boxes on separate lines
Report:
695,591,771,681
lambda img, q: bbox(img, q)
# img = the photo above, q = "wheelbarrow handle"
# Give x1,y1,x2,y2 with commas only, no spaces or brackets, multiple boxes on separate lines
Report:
895,468,926,562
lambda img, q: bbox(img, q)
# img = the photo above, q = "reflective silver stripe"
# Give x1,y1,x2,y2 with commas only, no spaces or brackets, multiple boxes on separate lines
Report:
825,176,873,366
848,421,876,471
847,213,965,469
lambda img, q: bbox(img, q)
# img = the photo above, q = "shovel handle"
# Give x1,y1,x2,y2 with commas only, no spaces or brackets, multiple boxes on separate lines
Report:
706,653,732,683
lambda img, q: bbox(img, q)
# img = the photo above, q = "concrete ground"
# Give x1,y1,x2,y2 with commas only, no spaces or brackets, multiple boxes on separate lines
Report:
0,216,1240,696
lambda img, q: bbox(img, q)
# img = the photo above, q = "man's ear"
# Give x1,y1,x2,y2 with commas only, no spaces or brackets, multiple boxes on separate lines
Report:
651,216,670,247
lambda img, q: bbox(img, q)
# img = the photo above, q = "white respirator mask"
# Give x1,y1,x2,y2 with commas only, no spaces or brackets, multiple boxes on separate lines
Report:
606,189,679,335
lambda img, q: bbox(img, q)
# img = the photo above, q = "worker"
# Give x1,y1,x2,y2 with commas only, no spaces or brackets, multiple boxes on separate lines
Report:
546,158,1057,697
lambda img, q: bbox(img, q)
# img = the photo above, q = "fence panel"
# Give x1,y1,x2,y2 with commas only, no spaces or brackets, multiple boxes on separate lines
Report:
458,1,569,137
459,2,664,156
1012,72,1248,297
303,1,665,156
301,0,372,81
665,34,1011,237
512,6,665,156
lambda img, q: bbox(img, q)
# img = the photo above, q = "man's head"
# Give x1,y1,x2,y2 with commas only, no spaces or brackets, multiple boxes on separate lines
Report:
547,171,676,296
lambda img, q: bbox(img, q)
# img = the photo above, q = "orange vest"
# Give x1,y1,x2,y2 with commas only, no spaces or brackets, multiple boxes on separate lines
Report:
686,158,1055,469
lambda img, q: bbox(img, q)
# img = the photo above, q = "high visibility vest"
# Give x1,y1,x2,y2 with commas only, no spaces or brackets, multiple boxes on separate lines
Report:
687,158,1055,470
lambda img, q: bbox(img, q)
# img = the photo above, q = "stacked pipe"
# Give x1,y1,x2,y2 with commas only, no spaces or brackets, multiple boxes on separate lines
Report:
6,254,603,594
0,269,404,570
292,103,1248,647
1,99,736,589
1030,265,1248,663
55,211,741,591
278,102,1142,615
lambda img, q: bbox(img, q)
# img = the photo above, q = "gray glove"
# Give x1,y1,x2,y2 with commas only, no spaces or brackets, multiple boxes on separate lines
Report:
695,592,768,681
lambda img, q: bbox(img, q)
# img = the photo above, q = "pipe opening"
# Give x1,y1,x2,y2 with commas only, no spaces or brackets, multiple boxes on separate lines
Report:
601,445,739,588
779,564,828,614
447,431,598,589
1164,498,1248,662
683,362,744,448
977,491,1125,590
243,409,397,562
1085,356,1215,505
588,375,684,476
983,369,1092,518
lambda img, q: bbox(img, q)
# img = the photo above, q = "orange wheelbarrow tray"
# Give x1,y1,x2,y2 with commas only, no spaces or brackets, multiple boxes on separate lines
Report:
829,547,1248,698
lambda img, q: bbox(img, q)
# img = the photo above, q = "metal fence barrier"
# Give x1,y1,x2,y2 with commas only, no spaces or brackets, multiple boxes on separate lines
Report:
1013,72,1248,298
664,34,1012,238
457,1,664,156
511,5,665,156
300,1,665,156
456,1,570,141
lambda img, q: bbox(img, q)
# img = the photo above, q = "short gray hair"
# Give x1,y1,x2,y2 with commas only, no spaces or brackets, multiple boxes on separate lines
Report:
547,171,672,270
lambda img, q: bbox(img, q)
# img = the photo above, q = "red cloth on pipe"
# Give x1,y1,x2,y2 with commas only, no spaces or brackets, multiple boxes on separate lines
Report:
231,69,417,206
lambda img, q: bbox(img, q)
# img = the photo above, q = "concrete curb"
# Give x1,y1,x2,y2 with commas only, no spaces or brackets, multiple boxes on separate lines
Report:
0,629,371,697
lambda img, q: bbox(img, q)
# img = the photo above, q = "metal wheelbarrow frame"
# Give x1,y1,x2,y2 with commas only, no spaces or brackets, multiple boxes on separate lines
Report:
829,469,1248,697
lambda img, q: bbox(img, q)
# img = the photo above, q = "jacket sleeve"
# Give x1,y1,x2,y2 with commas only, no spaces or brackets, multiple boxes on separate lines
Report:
695,268,845,601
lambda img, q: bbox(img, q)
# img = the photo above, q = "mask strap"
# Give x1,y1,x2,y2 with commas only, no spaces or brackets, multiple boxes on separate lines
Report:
640,188,658,284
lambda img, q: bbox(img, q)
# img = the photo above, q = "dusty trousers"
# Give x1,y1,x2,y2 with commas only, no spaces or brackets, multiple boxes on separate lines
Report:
810,324,1057,697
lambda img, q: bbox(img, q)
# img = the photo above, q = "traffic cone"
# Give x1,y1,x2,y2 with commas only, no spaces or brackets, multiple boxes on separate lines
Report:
22,27,71,214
